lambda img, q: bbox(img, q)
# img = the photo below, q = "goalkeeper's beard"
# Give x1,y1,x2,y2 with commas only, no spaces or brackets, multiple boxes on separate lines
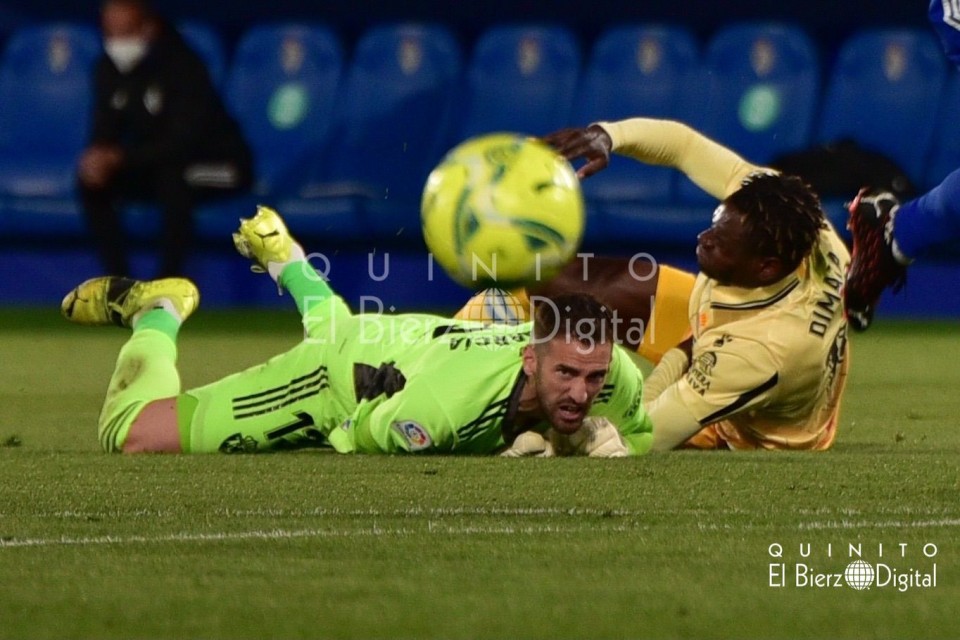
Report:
535,376,588,435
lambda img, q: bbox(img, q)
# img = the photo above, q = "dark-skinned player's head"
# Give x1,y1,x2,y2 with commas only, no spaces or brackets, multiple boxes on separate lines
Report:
697,172,826,287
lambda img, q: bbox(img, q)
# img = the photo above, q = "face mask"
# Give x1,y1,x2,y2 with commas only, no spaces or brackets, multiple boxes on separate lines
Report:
104,37,149,73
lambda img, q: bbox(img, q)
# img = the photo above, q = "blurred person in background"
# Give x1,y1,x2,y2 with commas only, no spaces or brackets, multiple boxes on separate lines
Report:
78,0,252,276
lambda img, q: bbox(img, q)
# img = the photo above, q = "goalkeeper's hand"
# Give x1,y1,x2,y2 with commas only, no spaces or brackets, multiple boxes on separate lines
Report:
549,417,628,458
500,431,555,457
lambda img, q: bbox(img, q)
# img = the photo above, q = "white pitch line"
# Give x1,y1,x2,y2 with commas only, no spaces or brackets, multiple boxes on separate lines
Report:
0,523,639,550
799,518,960,531
693,518,960,532
5,506,635,520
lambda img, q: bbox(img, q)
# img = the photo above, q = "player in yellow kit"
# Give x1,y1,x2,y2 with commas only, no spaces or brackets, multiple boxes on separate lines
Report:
494,117,849,452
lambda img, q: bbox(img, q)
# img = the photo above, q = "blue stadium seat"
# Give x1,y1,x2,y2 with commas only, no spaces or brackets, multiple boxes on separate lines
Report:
224,23,344,198
677,22,820,204
925,69,960,190
292,22,462,243
0,23,99,199
177,20,227,89
572,25,700,246
455,24,581,140
816,28,948,190
0,23,100,239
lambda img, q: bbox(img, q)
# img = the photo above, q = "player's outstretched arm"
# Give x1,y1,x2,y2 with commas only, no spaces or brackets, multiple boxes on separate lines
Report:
646,385,704,451
542,125,613,179
547,118,764,201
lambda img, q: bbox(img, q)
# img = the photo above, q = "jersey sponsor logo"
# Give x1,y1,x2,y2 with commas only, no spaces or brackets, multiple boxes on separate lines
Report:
687,351,718,396
393,420,432,451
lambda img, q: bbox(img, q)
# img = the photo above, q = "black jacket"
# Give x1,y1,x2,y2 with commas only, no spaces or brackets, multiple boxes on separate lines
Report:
89,24,252,173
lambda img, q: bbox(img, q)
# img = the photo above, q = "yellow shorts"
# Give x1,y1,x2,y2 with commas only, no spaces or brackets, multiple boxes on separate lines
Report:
682,409,840,451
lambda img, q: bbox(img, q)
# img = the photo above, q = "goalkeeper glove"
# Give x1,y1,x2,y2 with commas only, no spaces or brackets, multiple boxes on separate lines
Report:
500,431,555,457
549,417,628,457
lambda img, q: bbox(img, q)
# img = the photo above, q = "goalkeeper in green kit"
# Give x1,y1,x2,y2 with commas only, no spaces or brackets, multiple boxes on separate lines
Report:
61,206,653,456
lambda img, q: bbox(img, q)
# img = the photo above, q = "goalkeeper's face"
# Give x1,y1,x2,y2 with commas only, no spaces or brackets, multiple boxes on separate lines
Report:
523,337,612,434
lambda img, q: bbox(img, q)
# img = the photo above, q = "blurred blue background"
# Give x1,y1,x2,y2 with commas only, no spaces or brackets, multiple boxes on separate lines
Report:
0,0,957,317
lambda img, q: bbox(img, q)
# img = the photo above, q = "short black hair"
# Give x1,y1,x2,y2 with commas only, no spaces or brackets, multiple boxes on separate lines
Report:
725,172,826,272
532,293,614,349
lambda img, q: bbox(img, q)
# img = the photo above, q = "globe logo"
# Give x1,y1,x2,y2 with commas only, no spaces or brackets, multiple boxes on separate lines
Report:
844,560,876,590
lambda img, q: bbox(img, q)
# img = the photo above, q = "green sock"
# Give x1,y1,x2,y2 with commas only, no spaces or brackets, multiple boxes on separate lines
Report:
132,308,181,342
98,326,180,452
280,261,335,316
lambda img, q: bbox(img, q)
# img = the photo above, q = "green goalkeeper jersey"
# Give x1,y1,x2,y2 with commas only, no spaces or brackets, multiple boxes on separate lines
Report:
182,297,653,455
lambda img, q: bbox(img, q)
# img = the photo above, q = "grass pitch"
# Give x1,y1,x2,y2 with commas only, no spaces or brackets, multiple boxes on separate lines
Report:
1,309,958,639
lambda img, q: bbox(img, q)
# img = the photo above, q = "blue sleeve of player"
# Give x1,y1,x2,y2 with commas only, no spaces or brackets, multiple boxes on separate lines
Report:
893,166,960,258
930,0,960,69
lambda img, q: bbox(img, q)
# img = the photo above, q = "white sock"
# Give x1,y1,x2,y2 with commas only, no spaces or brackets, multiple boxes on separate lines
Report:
131,298,183,326
266,242,306,283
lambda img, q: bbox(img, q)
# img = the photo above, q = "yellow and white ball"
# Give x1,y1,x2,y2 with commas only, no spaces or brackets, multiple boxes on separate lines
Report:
421,133,584,289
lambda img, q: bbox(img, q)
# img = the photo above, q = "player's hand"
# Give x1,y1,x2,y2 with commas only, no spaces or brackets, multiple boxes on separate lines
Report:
500,431,555,457
541,124,612,179
549,417,628,457
78,144,124,188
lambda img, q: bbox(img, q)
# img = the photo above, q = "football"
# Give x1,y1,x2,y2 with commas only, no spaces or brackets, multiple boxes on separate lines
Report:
421,133,584,289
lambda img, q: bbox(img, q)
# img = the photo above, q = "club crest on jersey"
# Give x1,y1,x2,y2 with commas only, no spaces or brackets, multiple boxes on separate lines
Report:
392,420,432,451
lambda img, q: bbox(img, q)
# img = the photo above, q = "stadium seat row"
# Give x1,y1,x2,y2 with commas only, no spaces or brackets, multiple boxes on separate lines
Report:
0,20,957,252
